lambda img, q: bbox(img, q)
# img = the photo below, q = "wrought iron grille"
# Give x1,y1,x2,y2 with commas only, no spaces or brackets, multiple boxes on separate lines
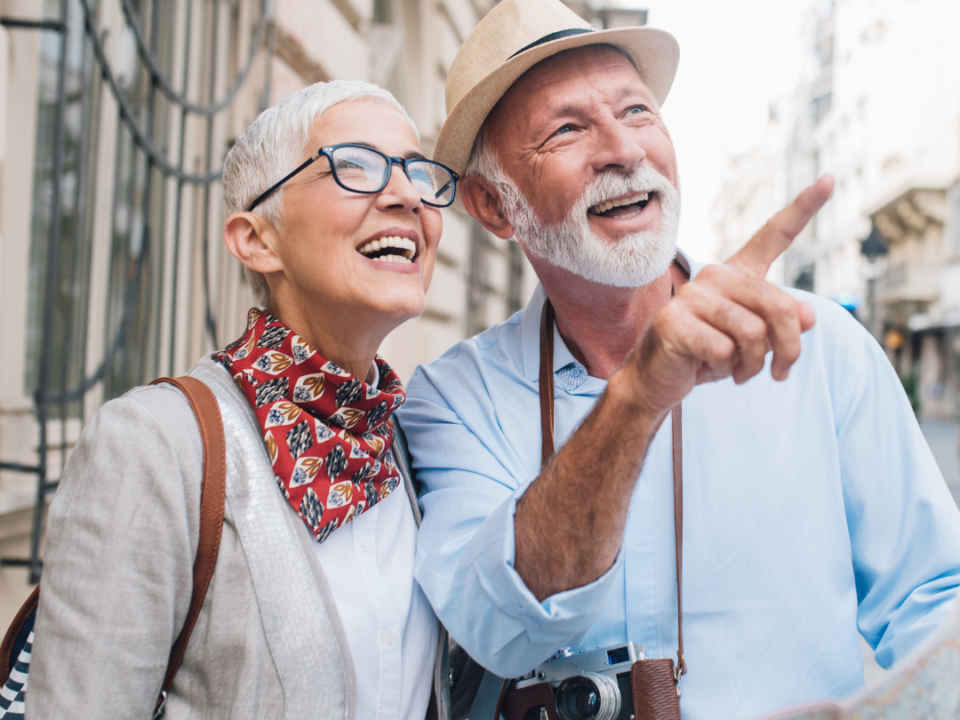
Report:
0,0,273,583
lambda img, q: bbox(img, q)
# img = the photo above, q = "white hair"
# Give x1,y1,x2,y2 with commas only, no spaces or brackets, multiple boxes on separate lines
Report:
222,80,419,307
464,126,681,288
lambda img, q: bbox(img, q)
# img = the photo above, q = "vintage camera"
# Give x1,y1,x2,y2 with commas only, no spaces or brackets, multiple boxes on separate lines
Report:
511,641,645,720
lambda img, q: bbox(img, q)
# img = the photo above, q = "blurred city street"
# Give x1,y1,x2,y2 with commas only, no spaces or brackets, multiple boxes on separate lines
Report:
922,418,960,508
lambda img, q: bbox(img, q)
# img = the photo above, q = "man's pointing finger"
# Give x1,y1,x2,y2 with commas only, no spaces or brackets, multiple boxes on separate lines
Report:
728,174,835,278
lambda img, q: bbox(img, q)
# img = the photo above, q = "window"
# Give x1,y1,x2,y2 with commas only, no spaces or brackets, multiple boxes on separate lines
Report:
466,221,525,336
24,0,99,416
373,0,393,24
794,266,816,292
946,181,960,259
24,0,270,409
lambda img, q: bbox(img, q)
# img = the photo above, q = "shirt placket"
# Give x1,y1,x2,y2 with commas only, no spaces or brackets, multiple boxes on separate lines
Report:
354,506,402,720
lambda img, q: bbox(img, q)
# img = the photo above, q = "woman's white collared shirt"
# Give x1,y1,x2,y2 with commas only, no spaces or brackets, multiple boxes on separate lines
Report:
312,363,438,720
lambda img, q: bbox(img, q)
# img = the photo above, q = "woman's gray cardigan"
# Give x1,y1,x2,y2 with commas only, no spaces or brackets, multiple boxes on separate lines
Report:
27,356,452,720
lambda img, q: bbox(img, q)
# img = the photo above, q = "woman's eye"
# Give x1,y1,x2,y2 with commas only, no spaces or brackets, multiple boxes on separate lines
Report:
627,105,649,116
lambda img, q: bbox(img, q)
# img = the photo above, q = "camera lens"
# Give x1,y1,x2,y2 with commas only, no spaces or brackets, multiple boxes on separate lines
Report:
555,673,621,720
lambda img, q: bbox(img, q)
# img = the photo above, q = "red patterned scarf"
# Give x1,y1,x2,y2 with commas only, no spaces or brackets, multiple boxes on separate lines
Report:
217,309,406,542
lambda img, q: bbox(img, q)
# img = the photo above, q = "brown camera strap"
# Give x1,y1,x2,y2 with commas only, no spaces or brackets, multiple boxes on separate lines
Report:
538,299,686,680
493,294,687,719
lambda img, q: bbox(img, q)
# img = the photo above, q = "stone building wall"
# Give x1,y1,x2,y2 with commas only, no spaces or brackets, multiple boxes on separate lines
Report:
0,0,534,626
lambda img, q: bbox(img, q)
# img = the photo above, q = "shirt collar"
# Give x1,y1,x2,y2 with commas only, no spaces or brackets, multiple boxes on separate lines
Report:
366,361,380,389
519,248,702,385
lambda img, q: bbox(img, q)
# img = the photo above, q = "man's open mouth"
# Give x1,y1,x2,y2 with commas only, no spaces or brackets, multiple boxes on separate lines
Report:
587,192,653,218
357,236,417,264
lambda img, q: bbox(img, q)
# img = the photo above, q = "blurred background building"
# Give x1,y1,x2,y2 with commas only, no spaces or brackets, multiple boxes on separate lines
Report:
780,0,960,423
713,0,960,424
0,0,650,626
0,0,506,623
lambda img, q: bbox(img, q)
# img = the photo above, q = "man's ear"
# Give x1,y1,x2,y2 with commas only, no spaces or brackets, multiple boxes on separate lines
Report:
223,212,284,275
460,176,515,240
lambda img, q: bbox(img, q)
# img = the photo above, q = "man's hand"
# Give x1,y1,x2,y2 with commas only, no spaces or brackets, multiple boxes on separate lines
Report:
617,174,835,424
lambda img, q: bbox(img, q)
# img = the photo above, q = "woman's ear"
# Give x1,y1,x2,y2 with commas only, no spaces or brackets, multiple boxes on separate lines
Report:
224,212,284,274
460,176,515,240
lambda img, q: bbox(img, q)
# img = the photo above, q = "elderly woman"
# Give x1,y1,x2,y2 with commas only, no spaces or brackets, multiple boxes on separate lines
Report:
25,80,457,720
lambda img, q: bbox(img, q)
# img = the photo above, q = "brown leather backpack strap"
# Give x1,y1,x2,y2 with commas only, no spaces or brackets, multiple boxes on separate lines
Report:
538,299,556,468
672,405,686,681
1,585,39,673
149,376,227,717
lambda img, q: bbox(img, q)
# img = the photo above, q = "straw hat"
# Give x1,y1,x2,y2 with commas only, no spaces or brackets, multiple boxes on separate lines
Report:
435,0,680,178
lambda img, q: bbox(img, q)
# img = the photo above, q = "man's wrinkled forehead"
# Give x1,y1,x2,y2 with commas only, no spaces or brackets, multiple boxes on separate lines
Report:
486,44,654,134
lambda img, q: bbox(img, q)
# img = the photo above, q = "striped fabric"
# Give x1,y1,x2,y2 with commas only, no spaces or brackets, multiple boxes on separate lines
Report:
0,630,32,720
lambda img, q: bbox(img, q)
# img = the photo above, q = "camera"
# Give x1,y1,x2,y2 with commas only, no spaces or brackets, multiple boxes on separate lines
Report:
510,641,646,720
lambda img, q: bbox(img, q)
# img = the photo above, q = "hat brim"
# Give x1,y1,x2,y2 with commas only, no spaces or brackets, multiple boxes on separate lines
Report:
435,26,680,183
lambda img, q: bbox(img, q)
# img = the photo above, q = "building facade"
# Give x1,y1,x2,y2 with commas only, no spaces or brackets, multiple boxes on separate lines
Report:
0,0,544,626
776,0,960,419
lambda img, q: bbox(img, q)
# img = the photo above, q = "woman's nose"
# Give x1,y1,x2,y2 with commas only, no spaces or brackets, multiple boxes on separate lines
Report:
377,163,423,213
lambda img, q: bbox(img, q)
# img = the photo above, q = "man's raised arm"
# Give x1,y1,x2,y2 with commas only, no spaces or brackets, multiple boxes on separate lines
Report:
514,175,835,601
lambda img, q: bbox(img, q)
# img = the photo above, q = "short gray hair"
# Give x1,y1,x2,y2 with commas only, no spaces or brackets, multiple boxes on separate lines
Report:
222,80,418,307
464,123,528,234
465,123,507,189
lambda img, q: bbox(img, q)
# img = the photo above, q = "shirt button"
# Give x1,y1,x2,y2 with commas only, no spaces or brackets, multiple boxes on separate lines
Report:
385,630,397,645
359,538,372,552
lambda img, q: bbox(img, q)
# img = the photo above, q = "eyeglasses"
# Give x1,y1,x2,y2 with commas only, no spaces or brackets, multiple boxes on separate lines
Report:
247,143,459,211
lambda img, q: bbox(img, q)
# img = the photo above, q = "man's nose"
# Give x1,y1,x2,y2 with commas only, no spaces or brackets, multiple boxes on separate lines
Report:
591,119,646,174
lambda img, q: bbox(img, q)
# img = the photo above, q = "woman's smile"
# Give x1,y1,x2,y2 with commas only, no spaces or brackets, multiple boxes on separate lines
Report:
355,226,421,271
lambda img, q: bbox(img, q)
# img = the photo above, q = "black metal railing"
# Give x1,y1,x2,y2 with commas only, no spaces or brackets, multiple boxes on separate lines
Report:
0,0,273,584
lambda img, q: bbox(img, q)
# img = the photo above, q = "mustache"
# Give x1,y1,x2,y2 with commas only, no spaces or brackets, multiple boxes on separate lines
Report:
577,165,676,211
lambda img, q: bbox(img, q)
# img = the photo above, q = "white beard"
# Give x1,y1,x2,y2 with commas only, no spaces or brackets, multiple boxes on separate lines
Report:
500,165,681,288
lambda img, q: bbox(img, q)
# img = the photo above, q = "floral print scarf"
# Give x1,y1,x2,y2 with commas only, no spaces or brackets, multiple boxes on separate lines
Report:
218,309,406,542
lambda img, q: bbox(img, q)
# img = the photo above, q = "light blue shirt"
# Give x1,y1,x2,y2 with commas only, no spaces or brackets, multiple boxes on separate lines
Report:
397,256,960,720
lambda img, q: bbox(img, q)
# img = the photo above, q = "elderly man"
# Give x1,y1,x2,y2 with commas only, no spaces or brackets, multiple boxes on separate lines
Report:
397,1,960,718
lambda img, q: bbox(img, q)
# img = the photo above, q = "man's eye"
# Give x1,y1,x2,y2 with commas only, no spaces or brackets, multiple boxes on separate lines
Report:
627,105,649,115
555,125,575,136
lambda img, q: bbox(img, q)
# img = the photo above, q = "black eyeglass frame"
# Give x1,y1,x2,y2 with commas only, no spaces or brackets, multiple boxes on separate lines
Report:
246,143,459,212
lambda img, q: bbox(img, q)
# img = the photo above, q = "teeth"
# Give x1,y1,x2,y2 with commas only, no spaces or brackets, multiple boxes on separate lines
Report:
589,192,650,215
378,253,412,264
357,236,417,260
387,254,412,264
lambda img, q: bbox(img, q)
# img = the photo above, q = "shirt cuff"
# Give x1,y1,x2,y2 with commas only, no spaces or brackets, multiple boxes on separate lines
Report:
468,488,622,645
